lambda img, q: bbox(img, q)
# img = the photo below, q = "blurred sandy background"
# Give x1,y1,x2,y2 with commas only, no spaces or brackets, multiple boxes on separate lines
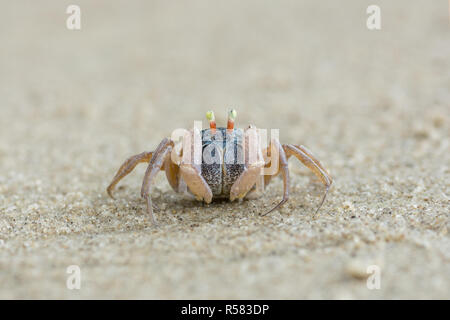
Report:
0,0,449,299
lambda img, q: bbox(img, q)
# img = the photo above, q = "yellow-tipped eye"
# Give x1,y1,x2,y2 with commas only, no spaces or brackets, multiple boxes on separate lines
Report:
206,110,215,121
228,109,237,120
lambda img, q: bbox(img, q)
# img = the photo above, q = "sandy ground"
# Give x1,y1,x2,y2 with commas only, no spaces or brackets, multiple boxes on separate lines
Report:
0,1,449,299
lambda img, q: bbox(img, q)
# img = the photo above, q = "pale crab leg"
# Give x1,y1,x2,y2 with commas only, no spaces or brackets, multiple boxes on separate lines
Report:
283,144,332,215
140,138,174,224
230,166,263,201
107,151,153,199
230,124,266,201
178,126,213,204
179,163,213,204
262,139,290,216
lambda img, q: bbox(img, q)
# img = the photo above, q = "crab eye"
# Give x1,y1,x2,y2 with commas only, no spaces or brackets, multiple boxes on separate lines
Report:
206,110,214,121
227,109,237,130
206,110,216,131
229,109,237,120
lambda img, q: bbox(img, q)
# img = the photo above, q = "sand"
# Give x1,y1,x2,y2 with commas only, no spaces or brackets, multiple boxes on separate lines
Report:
0,0,449,299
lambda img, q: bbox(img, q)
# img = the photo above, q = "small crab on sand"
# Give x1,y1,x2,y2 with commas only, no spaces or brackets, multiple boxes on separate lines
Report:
107,110,332,224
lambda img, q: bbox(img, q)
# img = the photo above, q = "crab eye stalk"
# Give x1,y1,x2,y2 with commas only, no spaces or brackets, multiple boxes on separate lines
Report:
227,109,237,130
206,110,216,132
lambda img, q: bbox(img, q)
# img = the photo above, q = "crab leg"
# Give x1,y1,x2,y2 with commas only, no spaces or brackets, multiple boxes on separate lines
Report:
179,163,213,203
283,144,332,215
230,166,262,201
140,138,174,224
262,139,290,216
107,151,153,199
178,128,213,204
230,125,265,201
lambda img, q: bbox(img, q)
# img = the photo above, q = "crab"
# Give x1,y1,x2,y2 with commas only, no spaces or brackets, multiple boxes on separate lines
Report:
107,110,332,224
